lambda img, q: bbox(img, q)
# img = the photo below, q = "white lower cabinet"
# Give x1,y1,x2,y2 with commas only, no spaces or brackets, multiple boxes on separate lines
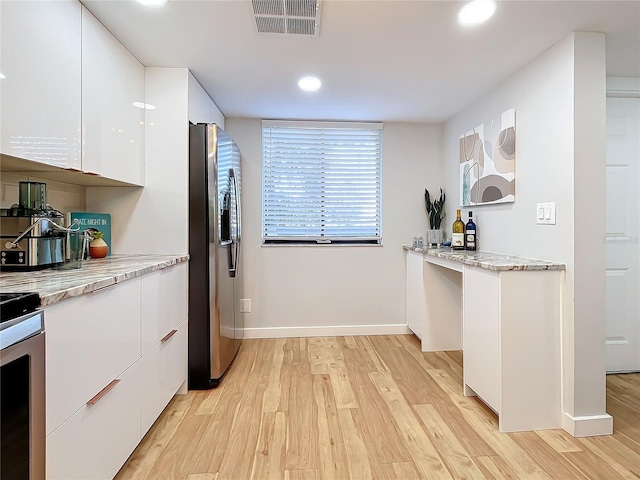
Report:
406,250,425,340
462,267,563,432
45,279,141,436
140,322,186,435
45,263,188,480
46,359,141,480
141,262,188,354
462,267,500,412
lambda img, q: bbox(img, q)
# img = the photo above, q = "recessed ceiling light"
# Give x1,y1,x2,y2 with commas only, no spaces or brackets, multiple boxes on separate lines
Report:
132,102,157,110
458,0,496,26
136,0,168,7
298,76,321,92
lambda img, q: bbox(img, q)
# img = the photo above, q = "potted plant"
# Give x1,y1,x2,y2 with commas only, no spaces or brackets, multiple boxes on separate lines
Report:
424,188,445,247
88,229,109,258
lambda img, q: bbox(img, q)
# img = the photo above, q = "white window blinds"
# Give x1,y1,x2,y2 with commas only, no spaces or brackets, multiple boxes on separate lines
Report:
262,120,383,244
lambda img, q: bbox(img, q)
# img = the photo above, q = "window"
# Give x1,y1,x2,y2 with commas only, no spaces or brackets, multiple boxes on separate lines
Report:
262,120,383,245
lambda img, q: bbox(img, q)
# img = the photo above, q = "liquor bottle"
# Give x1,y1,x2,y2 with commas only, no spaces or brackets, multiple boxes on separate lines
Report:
452,209,465,250
465,211,477,251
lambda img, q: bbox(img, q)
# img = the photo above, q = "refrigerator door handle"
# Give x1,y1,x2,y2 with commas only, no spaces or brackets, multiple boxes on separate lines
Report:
233,167,241,241
220,190,232,246
228,169,239,277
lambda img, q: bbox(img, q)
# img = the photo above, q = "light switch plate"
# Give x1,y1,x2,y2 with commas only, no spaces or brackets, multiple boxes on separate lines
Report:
537,202,556,225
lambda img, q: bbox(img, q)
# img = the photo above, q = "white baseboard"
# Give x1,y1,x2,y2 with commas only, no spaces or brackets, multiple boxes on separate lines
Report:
562,412,613,437
242,323,411,339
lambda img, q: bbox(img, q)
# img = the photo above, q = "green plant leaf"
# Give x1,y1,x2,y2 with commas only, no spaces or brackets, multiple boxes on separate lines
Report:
424,187,446,229
89,230,104,240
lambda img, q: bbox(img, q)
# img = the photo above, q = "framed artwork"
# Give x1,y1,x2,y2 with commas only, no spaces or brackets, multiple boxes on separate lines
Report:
459,108,516,206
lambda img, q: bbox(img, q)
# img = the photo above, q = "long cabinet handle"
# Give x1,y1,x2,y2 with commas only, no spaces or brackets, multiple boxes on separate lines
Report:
87,379,121,406
161,329,178,343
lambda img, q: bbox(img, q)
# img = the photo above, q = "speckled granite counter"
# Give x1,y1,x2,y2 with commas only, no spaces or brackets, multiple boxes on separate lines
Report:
403,245,565,271
0,254,189,306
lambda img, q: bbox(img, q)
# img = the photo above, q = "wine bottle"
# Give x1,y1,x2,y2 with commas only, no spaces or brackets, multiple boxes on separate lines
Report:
465,211,477,251
452,209,465,250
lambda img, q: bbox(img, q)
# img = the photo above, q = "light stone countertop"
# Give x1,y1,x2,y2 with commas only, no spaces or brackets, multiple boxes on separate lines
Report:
0,254,189,306
403,245,565,271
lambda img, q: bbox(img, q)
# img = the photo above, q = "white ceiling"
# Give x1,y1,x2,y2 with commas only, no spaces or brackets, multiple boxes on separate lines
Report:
82,0,640,123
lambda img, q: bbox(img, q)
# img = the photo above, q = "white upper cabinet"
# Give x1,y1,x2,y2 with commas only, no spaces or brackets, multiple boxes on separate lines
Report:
187,71,225,128
82,6,145,185
0,0,82,169
188,72,218,125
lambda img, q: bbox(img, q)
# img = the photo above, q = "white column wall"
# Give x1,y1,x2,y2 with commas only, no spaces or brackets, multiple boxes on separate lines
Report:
225,118,442,337
572,31,607,422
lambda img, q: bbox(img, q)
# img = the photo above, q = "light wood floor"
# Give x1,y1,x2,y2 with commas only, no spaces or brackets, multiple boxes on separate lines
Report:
115,335,640,480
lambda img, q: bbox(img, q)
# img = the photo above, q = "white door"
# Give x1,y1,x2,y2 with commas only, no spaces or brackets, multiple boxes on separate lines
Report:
605,96,640,372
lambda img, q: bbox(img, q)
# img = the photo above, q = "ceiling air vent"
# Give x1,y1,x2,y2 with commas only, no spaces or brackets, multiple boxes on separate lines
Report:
251,0,321,36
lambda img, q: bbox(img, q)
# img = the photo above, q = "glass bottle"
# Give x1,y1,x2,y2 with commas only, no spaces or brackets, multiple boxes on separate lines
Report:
452,209,465,250
465,211,477,251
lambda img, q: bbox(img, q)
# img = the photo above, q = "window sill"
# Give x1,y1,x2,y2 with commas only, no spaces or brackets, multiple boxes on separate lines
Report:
260,242,383,248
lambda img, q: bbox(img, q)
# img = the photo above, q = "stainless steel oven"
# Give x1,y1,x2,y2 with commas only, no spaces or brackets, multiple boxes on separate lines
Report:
0,293,45,480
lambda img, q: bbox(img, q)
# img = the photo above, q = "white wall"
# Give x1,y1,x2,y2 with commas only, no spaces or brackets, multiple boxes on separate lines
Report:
442,32,609,435
225,118,442,337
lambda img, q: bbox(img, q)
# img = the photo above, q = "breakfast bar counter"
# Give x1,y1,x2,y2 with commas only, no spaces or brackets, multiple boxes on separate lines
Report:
404,245,565,433
403,245,566,271
0,254,189,306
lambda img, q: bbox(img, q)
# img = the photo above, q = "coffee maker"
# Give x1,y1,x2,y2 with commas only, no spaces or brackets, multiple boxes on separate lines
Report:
1,182,67,270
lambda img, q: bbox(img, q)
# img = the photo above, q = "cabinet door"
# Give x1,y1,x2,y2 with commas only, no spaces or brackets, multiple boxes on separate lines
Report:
81,6,144,185
46,359,141,480
45,279,141,435
462,266,500,412
141,263,188,354
188,72,215,124
140,322,186,435
406,251,425,339
0,0,81,168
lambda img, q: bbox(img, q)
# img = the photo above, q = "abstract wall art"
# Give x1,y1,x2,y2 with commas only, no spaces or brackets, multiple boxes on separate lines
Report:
459,108,516,206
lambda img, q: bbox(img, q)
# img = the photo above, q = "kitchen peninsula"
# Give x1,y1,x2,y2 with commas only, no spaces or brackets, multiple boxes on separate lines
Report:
0,254,189,480
404,246,565,433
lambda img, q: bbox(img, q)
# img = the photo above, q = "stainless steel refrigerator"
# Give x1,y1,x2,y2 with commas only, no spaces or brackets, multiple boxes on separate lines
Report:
188,123,243,389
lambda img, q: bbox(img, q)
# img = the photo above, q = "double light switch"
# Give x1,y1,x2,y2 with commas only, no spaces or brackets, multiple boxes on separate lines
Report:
537,202,556,225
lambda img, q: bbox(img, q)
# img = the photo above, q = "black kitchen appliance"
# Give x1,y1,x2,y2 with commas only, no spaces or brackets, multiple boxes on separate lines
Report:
188,123,244,389
1,181,68,270
0,291,45,480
